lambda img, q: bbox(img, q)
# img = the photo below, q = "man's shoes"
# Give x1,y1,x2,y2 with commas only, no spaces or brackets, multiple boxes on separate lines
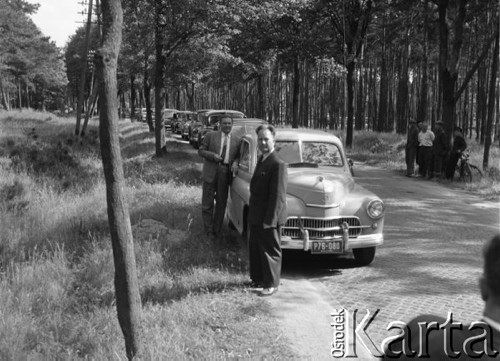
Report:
259,287,278,297
245,280,263,288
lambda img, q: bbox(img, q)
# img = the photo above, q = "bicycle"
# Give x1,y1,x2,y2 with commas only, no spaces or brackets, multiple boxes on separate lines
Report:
455,150,483,182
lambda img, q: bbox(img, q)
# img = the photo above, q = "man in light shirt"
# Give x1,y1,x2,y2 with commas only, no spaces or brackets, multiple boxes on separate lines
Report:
198,116,241,239
417,122,435,178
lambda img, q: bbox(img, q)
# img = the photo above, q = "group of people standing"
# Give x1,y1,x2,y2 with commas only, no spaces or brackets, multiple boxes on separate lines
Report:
198,116,287,297
406,120,467,181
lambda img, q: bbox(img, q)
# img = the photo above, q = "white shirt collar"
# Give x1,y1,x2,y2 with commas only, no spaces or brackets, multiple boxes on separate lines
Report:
262,149,274,161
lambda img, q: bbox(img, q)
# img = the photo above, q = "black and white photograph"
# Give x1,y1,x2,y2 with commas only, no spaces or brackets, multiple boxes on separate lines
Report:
0,0,499,359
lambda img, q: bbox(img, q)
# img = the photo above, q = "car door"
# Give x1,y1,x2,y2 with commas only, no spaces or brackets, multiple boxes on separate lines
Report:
228,138,253,234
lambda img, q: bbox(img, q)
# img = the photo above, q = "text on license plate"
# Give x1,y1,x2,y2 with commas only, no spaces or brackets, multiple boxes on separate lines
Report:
311,241,343,254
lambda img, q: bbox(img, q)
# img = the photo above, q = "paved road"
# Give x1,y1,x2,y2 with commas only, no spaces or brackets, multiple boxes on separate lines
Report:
172,133,500,359
281,163,500,359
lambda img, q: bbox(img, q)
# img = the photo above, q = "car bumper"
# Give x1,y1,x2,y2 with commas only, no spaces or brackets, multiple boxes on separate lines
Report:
280,232,383,252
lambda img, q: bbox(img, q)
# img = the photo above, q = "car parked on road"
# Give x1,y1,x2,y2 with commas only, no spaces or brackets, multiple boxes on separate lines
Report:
174,110,195,134
190,110,245,149
227,128,385,266
184,109,212,142
162,108,179,131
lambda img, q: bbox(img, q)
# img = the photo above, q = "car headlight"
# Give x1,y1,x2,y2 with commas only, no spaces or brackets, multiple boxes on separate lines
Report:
367,199,384,219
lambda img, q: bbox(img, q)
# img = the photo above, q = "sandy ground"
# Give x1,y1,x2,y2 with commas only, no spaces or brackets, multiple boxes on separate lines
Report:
266,278,376,361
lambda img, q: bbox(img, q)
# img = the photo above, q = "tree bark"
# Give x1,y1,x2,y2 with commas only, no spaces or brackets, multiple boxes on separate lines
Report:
416,0,429,125
483,29,499,170
292,56,300,128
97,0,142,359
130,75,136,122
154,0,166,155
0,78,9,110
345,61,355,146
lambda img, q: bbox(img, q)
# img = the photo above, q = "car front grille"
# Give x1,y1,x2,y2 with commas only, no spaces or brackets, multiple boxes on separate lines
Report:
281,217,361,239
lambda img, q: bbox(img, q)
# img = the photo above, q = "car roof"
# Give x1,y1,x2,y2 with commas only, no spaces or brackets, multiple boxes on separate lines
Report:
244,128,342,143
233,118,266,124
205,110,245,117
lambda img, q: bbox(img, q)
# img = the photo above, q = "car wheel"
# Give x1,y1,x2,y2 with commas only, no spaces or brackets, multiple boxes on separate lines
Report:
353,247,376,266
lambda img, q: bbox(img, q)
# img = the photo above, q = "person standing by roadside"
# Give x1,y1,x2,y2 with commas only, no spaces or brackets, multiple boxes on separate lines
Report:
417,122,435,178
199,116,241,239
445,126,467,182
430,120,448,179
405,120,419,177
248,124,287,297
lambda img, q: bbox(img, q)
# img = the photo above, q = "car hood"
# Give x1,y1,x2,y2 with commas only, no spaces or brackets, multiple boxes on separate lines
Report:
287,169,355,207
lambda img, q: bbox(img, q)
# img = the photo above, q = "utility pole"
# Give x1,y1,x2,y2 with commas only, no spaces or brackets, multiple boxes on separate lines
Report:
75,0,94,136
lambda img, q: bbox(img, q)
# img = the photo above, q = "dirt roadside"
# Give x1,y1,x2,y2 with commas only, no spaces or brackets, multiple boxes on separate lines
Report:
265,277,376,361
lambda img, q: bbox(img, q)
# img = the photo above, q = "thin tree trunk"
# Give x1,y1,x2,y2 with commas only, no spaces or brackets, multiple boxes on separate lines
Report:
378,54,388,132
416,0,429,124
0,78,9,110
154,0,166,155
82,79,99,136
97,0,142,358
292,56,300,128
130,75,136,122
483,30,499,170
345,61,355,147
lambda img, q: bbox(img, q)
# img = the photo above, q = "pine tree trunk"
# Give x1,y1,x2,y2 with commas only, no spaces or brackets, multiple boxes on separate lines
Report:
130,75,136,122
378,55,388,133
154,0,166,155
483,30,499,169
292,56,300,128
345,61,355,147
396,38,409,134
97,0,142,359
416,0,429,124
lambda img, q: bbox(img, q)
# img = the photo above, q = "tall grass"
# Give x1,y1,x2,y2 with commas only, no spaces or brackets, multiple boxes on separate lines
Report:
0,110,291,359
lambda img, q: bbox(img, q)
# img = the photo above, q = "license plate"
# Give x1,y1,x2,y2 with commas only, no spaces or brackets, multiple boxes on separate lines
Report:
311,240,343,254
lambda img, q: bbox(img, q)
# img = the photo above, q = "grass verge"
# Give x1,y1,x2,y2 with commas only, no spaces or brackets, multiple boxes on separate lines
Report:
0,110,292,359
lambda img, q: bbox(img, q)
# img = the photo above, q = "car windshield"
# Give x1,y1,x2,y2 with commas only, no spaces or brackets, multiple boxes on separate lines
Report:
275,141,343,167
163,110,177,119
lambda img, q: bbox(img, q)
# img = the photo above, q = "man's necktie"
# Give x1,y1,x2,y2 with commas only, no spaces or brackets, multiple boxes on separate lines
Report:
256,155,263,169
220,135,228,163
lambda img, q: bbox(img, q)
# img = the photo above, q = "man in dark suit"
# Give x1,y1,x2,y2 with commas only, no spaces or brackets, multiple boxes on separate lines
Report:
445,126,467,181
198,116,241,238
248,124,287,297
430,120,448,179
383,234,500,359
